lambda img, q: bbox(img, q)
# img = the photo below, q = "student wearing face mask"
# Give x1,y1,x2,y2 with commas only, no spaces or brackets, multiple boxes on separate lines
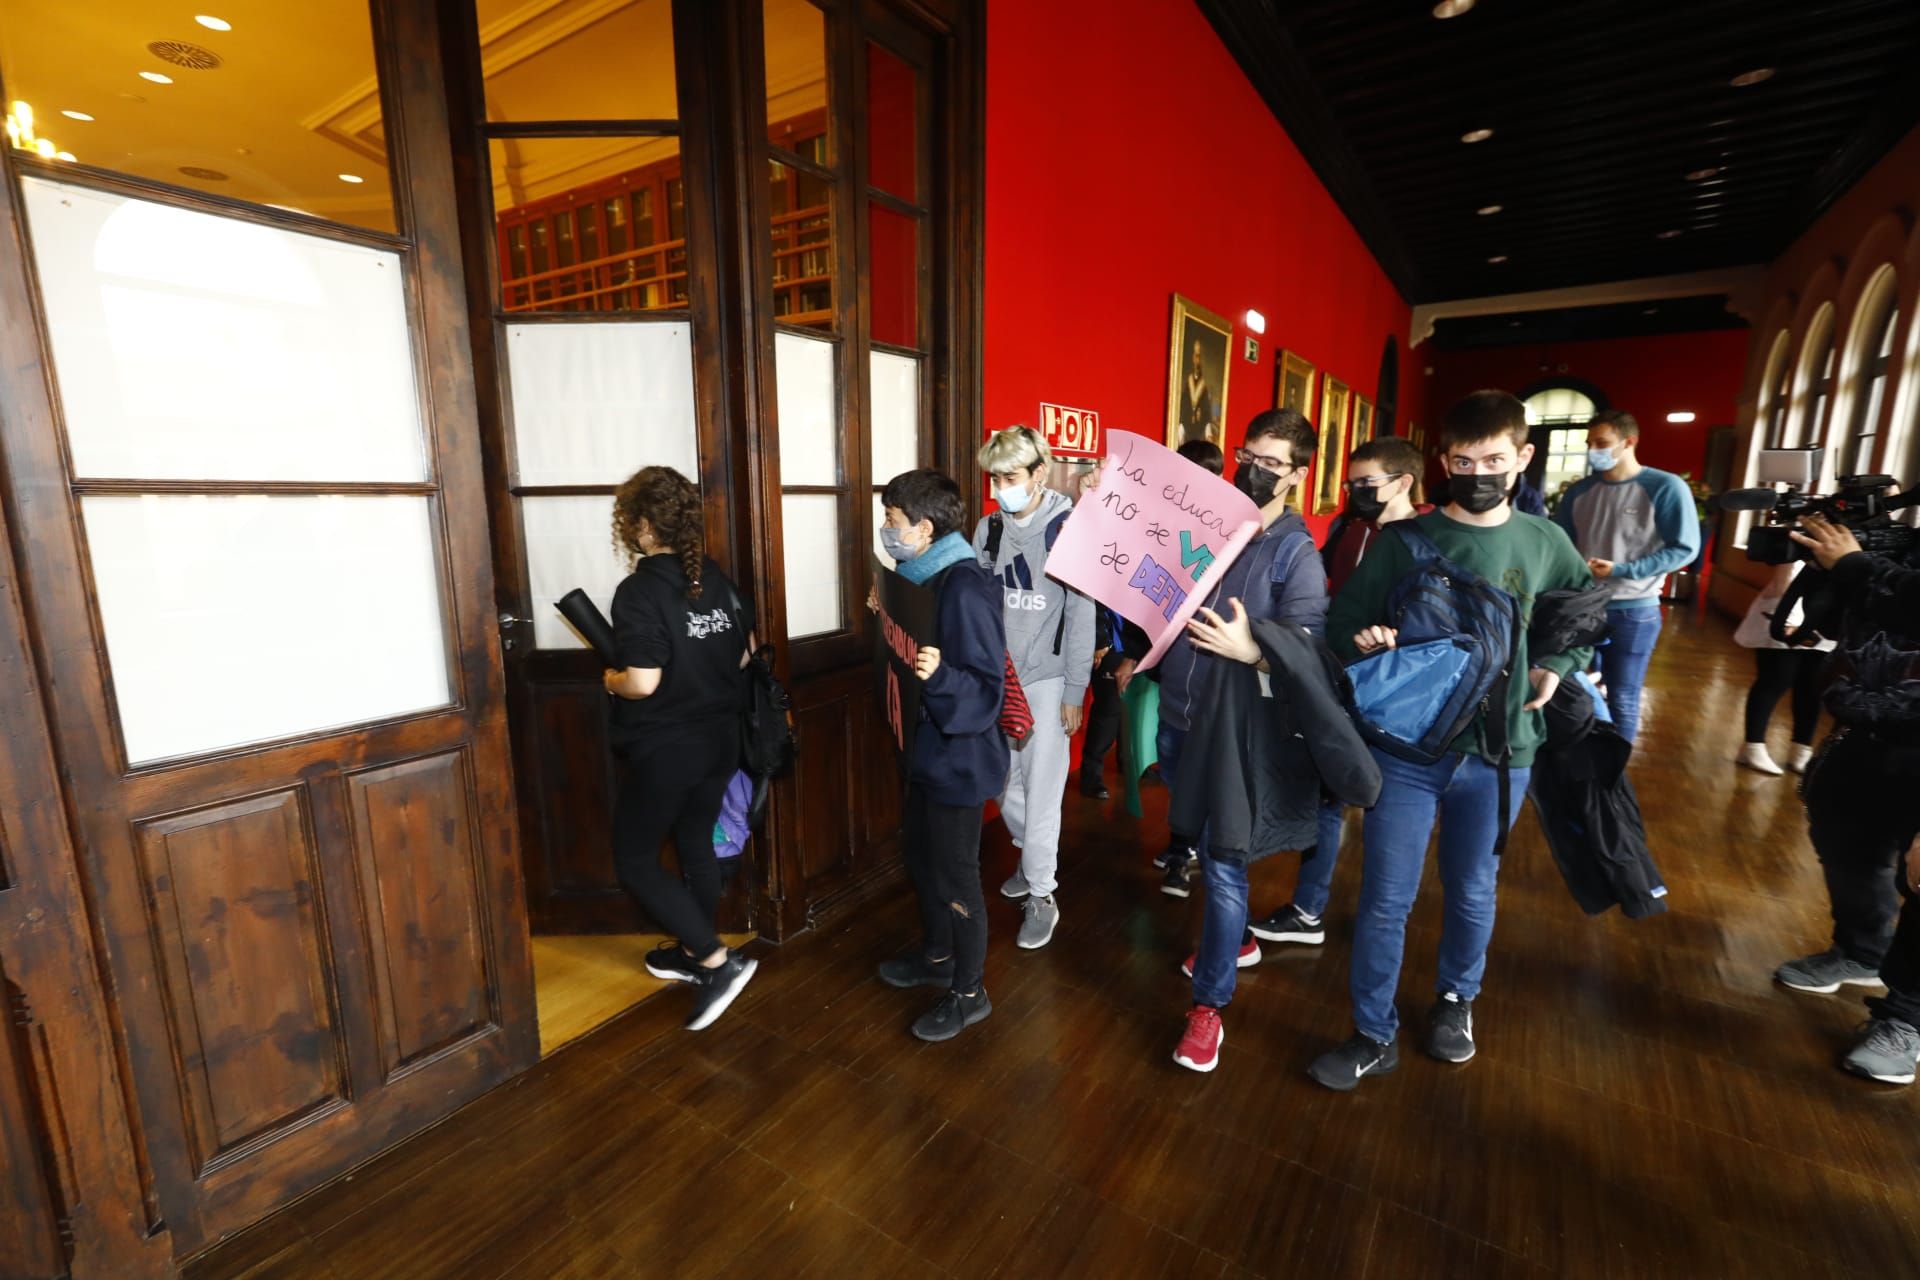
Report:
1248,435,1430,950
872,469,1009,1042
973,427,1096,950
1551,410,1699,741
1311,391,1593,1090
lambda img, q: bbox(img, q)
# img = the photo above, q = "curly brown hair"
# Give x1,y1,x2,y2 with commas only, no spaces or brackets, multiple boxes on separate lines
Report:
612,466,706,599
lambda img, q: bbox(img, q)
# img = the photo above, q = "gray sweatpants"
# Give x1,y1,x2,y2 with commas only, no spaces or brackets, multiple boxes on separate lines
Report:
1000,676,1069,898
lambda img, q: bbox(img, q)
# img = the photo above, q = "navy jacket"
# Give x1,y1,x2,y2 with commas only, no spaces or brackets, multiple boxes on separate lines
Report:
912,560,1011,807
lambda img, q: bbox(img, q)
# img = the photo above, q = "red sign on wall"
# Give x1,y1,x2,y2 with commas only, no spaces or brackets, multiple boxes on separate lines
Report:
1039,402,1101,458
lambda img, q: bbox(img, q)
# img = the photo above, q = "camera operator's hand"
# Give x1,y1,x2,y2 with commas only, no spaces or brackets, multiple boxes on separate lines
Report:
1906,832,1920,896
1788,514,1863,570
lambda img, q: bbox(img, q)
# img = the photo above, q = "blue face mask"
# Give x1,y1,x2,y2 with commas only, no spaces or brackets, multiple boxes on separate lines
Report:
995,481,1034,515
1588,446,1617,473
880,525,922,562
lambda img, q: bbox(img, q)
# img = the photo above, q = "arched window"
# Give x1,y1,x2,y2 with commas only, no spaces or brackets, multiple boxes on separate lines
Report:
1523,385,1599,496
1791,303,1837,447
1763,330,1794,447
1838,266,1900,478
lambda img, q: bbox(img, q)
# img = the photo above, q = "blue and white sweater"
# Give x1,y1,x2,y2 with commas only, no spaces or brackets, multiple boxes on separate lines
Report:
1553,467,1700,611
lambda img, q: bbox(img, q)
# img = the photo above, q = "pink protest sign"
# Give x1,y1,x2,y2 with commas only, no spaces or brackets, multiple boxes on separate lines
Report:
1044,429,1263,671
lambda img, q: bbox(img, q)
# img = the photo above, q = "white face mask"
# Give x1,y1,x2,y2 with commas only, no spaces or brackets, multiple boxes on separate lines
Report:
995,476,1036,514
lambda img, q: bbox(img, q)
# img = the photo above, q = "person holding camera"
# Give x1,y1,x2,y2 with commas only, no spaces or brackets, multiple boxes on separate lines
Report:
1774,513,1920,1085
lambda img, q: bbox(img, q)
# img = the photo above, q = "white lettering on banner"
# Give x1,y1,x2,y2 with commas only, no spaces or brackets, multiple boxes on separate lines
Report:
686,606,734,639
1039,402,1101,458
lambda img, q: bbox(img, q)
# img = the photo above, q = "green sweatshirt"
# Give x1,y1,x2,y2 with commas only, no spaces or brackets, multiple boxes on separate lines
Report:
1326,509,1595,767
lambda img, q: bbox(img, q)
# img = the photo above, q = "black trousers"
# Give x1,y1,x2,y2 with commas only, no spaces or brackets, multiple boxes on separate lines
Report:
1081,652,1125,780
1744,648,1825,744
611,728,734,959
1805,728,1920,1024
902,785,988,992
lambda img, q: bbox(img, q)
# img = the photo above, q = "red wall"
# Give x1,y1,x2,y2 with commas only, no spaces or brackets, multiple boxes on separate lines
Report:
1419,329,1752,478
983,0,1412,538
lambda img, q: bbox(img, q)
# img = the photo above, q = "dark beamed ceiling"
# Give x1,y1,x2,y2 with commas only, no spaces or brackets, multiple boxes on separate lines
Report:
1199,0,1920,305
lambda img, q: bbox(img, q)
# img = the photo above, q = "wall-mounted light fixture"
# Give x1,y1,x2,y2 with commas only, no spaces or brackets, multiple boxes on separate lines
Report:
1244,309,1266,335
1666,411,1696,423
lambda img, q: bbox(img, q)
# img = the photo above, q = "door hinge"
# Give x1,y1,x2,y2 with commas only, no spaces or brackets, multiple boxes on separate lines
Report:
7,986,31,1027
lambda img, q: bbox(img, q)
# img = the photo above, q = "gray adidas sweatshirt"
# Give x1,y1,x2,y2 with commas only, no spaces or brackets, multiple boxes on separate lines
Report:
972,487,1096,701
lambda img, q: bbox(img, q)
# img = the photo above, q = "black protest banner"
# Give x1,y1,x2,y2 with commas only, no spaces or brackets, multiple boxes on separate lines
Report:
873,559,939,773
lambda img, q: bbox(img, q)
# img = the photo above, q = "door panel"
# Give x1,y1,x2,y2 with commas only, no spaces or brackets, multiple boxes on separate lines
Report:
133,791,347,1173
0,965,67,1279
346,750,496,1075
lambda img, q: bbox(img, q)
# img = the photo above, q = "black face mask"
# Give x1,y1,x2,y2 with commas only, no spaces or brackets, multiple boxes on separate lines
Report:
1235,464,1281,508
1346,486,1390,522
1446,471,1511,514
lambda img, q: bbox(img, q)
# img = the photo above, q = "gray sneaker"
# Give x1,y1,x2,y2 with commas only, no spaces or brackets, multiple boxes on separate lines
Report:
1000,870,1030,900
1017,893,1059,949
1842,1018,1920,1085
1775,948,1885,994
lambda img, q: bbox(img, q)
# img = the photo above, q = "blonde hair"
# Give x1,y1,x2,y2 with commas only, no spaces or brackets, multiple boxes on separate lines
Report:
977,425,1052,475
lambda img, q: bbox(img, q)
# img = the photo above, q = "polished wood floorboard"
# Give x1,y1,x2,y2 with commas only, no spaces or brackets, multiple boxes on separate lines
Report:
187,610,1920,1279
532,933,755,1057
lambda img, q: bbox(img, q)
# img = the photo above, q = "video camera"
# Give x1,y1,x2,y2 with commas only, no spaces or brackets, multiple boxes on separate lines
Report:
1720,448,1920,566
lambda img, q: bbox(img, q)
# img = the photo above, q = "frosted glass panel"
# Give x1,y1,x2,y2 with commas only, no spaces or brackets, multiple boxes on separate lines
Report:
506,322,698,484
83,495,450,764
521,495,629,651
775,331,838,485
22,177,425,482
782,493,842,638
870,350,920,481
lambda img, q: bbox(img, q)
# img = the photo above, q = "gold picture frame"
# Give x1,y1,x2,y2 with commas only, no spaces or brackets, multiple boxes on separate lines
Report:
1165,294,1233,448
1274,349,1317,417
1352,397,1374,446
1313,377,1351,516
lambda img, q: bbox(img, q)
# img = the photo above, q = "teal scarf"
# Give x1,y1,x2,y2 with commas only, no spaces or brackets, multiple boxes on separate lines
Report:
895,531,975,584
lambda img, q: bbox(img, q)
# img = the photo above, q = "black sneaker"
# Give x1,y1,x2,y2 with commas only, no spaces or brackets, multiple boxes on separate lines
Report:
1308,1032,1399,1092
685,949,758,1031
645,943,701,983
1249,904,1326,945
1079,774,1111,800
878,951,955,989
1427,993,1475,1063
911,988,992,1042
1160,855,1196,898
1152,841,1195,872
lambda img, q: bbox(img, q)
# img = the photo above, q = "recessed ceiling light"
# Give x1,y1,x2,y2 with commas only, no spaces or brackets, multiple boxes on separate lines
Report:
194,15,232,31
178,165,228,181
1666,412,1696,424
61,109,94,122
1477,204,1503,216
1731,68,1775,87
138,71,173,84
1642,307,1659,315
1656,229,1684,240
1685,166,1721,182
1432,0,1475,17
55,151,75,163
1487,254,1508,264
338,173,365,184
1461,128,1494,144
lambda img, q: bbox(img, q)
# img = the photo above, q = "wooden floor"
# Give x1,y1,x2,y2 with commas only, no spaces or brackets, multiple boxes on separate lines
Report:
532,933,755,1057
188,608,1920,1279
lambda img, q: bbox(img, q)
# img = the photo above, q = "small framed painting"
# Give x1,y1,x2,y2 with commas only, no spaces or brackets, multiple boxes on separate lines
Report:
1165,294,1234,448
1274,349,1316,416
1352,397,1374,446
1313,377,1351,516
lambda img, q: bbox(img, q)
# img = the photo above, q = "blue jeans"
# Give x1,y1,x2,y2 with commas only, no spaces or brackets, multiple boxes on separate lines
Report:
1294,800,1346,919
1160,721,1251,1008
1596,605,1662,741
1351,749,1531,1044
1155,723,1205,857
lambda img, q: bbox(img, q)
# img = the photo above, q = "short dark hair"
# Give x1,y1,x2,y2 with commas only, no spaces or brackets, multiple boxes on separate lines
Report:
1176,439,1225,475
1244,408,1317,466
881,468,965,539
1441,390,1530,453
1350,436,1426,505
1589,408,1640,441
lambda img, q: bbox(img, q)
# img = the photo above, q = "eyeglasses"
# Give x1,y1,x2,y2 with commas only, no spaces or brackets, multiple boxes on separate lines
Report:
1233,448,1294,476
1344,473,1405,492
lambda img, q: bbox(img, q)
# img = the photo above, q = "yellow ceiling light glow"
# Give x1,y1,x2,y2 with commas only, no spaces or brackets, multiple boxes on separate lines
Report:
139,71,174,85
6,100,70,162
61,109,95,122
337,173,365,184
195,15,233,32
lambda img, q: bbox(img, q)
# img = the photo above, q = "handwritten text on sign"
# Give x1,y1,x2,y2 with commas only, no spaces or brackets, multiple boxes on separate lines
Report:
1044,429,1263,671
871,560,939,773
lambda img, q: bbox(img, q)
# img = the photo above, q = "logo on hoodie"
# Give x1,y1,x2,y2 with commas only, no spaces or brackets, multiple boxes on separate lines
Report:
1001,556,1051,612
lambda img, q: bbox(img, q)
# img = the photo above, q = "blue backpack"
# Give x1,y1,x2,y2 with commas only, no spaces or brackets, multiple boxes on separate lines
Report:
1347,522,1521,767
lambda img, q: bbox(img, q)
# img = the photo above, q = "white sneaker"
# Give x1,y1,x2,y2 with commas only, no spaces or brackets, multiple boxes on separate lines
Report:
1787,744,1815,774
1736,743,1783,776
1000,870,1030,900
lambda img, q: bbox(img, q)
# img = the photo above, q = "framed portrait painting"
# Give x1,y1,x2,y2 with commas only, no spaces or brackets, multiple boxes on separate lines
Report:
1165,294,1233,448
1313,377,1351,516
1274,350,1316,417
1352,397,1374,446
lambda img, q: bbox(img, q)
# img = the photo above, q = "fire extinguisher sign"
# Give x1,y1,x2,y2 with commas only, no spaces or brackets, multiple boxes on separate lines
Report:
1039,402,1101,459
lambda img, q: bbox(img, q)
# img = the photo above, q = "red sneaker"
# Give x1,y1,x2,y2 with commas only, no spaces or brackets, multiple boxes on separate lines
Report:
1173,1005,1223,1073
1179,937,1263,977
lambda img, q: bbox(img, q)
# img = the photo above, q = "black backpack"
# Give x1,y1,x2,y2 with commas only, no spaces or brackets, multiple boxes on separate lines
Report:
726,586,796,827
